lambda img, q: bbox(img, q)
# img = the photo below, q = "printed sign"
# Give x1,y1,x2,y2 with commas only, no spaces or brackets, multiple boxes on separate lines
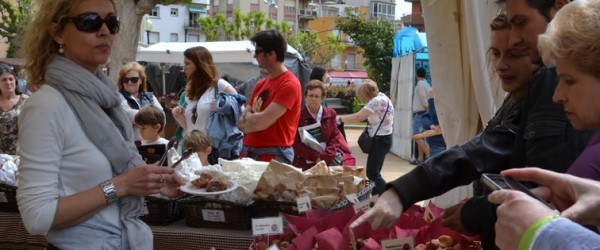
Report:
296,195,312,213
252,217,284,236
202,209,226,222
353,195,379,213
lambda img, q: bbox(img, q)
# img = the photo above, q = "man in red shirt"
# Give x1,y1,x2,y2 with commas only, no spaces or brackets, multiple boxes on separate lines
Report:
238,29,302,164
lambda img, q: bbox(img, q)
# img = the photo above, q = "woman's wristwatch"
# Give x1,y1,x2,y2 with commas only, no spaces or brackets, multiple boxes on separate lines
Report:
99,180,119,204
338,116,343,123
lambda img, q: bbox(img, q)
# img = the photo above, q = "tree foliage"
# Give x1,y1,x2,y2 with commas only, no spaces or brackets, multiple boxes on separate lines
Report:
198,11,344,67
0,0,32,58
336,10,394,94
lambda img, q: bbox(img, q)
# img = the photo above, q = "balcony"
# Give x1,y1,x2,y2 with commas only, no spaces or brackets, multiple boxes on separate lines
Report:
184,20,202,30
298,9,317,19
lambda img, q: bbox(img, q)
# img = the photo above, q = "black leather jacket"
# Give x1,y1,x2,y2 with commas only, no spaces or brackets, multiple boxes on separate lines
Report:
388,66,593,249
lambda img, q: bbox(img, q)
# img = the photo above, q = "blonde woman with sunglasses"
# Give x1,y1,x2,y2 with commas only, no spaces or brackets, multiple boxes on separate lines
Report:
18,1,186,249
117,61,163,143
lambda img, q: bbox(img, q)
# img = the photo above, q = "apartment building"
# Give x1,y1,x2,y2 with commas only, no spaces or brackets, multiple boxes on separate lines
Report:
141,0,210,44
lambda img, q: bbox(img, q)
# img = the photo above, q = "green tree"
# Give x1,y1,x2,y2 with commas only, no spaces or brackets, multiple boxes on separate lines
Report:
336,11,394,94
0,0,32,58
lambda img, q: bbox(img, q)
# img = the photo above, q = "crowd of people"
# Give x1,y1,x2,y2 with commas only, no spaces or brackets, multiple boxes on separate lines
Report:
5,0,600,249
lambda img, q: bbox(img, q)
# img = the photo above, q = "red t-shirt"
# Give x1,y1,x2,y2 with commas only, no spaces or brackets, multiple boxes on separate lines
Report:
244,70,301,147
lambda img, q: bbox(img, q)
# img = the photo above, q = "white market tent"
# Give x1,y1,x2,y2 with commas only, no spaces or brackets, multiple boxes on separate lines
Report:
136,40,302,64
136,40,309,95
390,1,505,207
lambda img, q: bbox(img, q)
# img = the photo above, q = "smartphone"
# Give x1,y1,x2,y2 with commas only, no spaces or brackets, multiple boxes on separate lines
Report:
481,173,554,208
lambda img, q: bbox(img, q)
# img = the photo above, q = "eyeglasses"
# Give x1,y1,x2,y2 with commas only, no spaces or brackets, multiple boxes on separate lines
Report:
246,48,266,56
60,13,120,34
122,77,139,84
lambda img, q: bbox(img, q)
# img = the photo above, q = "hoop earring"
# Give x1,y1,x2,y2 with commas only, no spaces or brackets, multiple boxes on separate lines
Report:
59,44,64,54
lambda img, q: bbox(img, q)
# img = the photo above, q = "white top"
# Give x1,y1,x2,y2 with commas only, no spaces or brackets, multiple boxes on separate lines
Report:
184,79,232,135
412,79,431,112
141,137,169,146
364,93,394,136
17,85,122,246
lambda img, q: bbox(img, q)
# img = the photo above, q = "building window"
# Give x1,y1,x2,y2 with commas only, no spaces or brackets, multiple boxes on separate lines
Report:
149,31,159,44
371,2,395,20
170,33,178,42
150,7,159,17
188,34,200,42
170,8,178,17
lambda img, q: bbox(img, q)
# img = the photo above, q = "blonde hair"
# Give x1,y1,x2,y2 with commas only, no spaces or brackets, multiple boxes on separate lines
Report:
356,79,379,102
538,0,600,79
21,0,117,91
117,62,148,92
183,130,212,152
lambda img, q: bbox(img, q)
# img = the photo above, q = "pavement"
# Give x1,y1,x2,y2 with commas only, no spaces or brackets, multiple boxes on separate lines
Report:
343,127,415,182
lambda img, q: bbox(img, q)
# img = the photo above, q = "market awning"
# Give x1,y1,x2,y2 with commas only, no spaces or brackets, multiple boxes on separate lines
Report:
329,71,368,79
188,7,207,14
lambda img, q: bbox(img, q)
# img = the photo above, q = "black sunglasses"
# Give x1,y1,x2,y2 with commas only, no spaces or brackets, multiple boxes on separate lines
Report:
122,77,139,84
61,13,120,34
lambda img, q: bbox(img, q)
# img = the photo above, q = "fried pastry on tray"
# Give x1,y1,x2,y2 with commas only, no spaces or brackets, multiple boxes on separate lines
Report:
191,173,213,188
206,178,229,192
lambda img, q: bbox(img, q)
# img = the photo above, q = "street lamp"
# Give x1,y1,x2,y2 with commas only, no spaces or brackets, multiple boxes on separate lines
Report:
143,15,153,45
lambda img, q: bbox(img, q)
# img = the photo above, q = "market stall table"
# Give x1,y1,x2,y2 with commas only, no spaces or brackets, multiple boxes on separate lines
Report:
0,212,253,250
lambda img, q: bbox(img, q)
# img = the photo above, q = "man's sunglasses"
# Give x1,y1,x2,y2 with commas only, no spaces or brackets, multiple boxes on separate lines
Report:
122,77,140,84
60,13,120,34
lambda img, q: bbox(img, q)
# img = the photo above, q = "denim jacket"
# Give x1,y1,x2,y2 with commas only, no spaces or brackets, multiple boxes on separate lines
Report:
206,93,247,159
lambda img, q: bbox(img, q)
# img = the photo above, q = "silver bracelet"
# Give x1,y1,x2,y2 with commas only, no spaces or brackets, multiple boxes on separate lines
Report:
99,180,118,205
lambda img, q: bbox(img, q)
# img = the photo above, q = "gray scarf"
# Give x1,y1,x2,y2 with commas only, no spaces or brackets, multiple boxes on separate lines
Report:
45,56,152,249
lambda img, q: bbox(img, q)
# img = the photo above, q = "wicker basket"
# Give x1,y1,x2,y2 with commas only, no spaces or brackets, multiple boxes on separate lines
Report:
139,196,184,226
179,196,252,230
252,180,375,217
0,183,19,213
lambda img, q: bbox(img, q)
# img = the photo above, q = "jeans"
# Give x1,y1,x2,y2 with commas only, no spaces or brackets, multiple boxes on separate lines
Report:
412,112,426,135
241,146,294,164
367,134,392,196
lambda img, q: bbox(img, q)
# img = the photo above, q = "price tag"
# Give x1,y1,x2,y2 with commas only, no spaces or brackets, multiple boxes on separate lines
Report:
345,193,360,204
296,195,311,213
202,209,226,222
140,200,149,216
381,237,414,250
0,192,7,203
252,216,284,236
353,195,379,213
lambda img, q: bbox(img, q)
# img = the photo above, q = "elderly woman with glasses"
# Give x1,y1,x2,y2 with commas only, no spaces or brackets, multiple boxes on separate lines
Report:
117,61,163,143
0,64,29,155
292,80,355,170
17,0,186,249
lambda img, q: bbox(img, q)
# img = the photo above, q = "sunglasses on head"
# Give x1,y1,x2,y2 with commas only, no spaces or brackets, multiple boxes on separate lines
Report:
122,77,140,84
61,12,120,34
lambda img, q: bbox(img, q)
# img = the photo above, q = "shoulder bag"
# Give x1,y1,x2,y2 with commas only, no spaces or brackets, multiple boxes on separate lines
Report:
357,100,390,154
